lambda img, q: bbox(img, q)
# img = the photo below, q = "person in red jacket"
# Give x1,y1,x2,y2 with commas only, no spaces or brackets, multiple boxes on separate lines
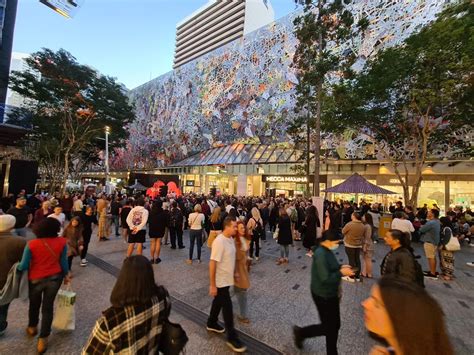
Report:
17,218,70,354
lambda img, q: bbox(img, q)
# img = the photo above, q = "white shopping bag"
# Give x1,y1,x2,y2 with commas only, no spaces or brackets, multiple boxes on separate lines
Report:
52,286,76,331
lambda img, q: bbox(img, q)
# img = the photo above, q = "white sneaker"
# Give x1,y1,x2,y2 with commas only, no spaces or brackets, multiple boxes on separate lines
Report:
305,252,313,257
341,276,355,283
466,262,474,267
80,259,88,267
255,257,259,261
469,244,474,247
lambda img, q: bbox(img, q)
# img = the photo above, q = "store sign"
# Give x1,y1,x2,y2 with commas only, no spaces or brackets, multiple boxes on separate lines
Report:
186,180,195,186
264,176,307,183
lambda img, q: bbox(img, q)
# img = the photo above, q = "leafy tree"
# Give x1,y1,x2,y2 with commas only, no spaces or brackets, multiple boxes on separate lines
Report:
330,0,473,206
292,0,367,196
8,48,134,193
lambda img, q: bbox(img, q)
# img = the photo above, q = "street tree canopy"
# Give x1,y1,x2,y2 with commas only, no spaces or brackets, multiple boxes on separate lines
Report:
329,0,473,205
8,48,135,192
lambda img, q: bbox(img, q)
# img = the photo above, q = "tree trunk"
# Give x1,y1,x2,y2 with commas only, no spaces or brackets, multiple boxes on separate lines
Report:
306,114,311,197
61,148,71,196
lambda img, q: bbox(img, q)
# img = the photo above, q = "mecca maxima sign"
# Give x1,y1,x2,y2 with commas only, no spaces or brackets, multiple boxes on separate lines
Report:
262,176,308,183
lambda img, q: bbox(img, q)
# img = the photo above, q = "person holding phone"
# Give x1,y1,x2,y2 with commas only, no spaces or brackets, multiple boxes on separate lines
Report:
293,230,353,354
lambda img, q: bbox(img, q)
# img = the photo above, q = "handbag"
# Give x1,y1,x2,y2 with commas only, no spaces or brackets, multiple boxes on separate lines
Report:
157,287,188,355
52,285,76,330
444,228,460,251
207,229,221,248
273,227,279,240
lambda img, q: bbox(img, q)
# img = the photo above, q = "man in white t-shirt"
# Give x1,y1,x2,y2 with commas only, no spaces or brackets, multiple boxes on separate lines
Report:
391,211,415,238
48,206,66,236
206,217,246,353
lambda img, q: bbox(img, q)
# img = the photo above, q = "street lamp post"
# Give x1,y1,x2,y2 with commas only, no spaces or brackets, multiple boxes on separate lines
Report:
105,126,110,194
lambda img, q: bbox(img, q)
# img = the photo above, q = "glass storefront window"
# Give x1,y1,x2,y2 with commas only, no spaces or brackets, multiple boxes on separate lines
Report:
419,180,445,213
450,181,473,210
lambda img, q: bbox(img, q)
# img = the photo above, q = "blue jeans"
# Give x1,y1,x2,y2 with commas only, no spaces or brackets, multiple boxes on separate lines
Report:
29,277,63,338
189,229,202,261
112,215,120,235
234,286,247,318
0,303,10,332
280,245,289,258
14,228,28,237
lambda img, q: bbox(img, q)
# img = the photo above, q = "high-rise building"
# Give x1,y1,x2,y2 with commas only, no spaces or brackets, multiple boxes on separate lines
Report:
173,0,274,68
6,52,33,110
0,0,18,122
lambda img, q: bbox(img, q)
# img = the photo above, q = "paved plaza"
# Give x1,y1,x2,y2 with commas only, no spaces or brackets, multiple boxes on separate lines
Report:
1,229,473,354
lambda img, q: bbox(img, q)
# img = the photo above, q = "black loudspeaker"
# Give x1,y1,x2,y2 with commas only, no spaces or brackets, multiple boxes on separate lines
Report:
9,160,39,195
159,185,168,197
269,188,276,198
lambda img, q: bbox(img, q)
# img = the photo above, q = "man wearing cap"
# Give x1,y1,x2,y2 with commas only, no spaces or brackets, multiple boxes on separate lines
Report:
0,214,27,335
7,197,32,237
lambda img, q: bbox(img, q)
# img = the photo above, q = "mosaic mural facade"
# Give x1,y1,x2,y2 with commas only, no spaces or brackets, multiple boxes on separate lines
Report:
124,0,453,169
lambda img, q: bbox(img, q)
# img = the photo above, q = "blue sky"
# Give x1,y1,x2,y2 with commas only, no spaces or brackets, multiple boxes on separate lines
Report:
13,0,299,89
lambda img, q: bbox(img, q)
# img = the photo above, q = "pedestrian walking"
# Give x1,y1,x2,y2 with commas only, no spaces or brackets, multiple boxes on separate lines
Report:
17,218,71,354
187,204,205,264
125,198,149,258
169,201,185,249
79,206,97,267
33,201,52,227
162,202,171,245
206,217,246,353
96,196,110,241
47,206,66,236
363,276,453,355
341,212,365,282
247,207,263,261
439,217,457,281
63,217,84,272
302,205,320,257
0,214,27,336
110,196,121,237
119,199,133,243
207,206,223,248
276,208,292,265
293,230,353,354
148,199,168,264
367,203,381,242
82,256,172,354
380,229,421,286
361,213,375,278
7,196,32,237
234,221,251,324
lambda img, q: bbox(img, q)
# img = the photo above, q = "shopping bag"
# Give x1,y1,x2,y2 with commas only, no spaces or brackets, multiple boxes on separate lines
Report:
52,286,76,331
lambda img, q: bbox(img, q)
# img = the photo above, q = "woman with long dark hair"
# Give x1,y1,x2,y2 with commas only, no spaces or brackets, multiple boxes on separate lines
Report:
62,216,83,271
363,276,453,355
439,216,456,281
302,205,320,257
380,229,418,284
234,221,252,324
83,255,171,354
276,208,292,265
361,213,375,278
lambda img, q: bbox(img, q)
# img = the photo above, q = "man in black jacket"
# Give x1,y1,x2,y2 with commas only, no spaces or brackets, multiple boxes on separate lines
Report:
169,201,185,249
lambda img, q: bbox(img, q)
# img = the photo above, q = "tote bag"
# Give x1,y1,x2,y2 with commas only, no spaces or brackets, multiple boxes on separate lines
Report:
52,286,76,331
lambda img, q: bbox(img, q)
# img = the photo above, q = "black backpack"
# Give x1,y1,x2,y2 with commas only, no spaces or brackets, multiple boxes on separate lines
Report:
169,209,182,228
253,218,264,239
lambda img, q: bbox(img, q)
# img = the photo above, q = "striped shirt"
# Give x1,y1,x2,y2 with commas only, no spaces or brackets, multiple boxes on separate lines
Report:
82,292,170,354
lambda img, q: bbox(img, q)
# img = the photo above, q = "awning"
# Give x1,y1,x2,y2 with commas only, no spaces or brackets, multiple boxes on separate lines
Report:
171,143,304,167
323,173,396,194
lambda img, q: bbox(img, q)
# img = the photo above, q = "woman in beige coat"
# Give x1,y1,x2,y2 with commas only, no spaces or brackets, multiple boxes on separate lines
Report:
234,220,251,324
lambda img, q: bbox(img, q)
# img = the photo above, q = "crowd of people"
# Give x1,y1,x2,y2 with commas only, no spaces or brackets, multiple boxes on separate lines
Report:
1,189,472,354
